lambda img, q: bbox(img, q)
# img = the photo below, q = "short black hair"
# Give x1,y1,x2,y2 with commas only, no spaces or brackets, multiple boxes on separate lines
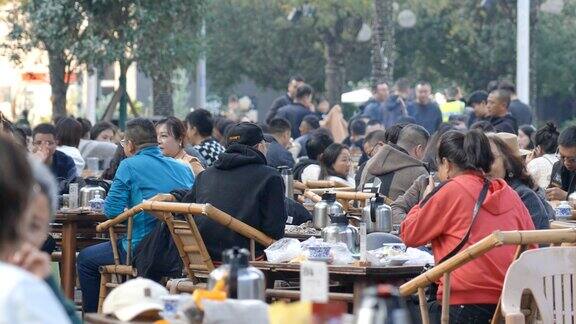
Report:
350,119,367,136
268,118,291,135
468,90,488,106
470,120,496,132
397,124,430,152
394,78,410,92
371,82,388,92
295,84,313,100
302,115,320,129
306,131,333,160
185,109,214,137
215,117,235,138
33,123,56,138
487,80,499,93
559,125,576,148
56,117,83,147
534,122,559,154
490,89,511,108
445,86,460,99
289,75,304,83
76,117,92,137
416,81,431,88
125,118,157,146
498,80,516,94
90,121,116,140
365,130,387,145
367,119,382,127
156,116,187,142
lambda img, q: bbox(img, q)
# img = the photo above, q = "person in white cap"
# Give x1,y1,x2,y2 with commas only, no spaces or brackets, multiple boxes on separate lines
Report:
103,278,168,321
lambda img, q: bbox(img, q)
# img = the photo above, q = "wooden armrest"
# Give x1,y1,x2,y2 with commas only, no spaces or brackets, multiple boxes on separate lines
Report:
399,233,502,296
303,190,322,203
304,180,346,188
96,194,176,232
294,181,307,191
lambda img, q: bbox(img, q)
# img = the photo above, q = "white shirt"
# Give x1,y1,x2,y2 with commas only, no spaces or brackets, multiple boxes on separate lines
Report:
57,145,85,176
301,164,321,182
527,153,559,189
0,262,70,324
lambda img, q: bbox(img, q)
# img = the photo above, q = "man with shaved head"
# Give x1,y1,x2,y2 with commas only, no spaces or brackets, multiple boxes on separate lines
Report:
487,89,518,134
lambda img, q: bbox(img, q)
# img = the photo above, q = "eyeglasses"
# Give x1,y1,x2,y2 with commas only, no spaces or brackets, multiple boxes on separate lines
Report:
120,139,127,147
32,140,56,146
556,149,576,164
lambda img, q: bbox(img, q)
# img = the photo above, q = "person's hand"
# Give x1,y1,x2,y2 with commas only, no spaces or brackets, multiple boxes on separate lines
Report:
546,187,568,201
32,146,50,163
9,243,51,279
525,150,535,164
422,175,436,198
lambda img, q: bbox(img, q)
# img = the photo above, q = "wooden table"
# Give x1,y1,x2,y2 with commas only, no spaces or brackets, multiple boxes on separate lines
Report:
53,210,108,299
251,261,424,308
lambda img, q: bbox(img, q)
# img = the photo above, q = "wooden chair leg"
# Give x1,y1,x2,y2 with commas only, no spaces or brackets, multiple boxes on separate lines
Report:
418,287,430,324
97,272,110,313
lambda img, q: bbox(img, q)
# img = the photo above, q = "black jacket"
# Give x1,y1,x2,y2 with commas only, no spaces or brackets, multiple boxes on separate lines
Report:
276,103,313,138
266,93,292,125
509,99,532,126
490,114,518,134
266,138,294,169
508,179,551,230
551,161,576,199
174,143,287,261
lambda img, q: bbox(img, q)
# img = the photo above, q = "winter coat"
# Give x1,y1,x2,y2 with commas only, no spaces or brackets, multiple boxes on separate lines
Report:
358,144,428,200
401,173,535,305
175,143,287,261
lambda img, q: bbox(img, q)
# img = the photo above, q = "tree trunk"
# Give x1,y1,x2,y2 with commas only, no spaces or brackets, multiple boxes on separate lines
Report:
152,72,174,116
48,50,69,121
371,0,395,86
323,32,345,106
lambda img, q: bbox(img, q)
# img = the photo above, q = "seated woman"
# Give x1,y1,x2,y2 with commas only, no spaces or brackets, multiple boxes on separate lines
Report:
488,133,553,229
0,135,70,323
156,117,204,176
526,122,560,189
56,117,85,176
319,143,354,187
90,121,117,143
400,130,535,323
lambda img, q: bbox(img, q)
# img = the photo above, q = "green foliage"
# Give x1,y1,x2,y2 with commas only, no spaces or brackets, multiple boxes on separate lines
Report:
535,2,576,99
3,0,96,67
206,0,326,94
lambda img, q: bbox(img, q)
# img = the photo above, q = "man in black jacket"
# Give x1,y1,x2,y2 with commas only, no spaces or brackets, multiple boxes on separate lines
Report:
547,126,576,201
276,84,314,138
174,122,287,260
487,89,518,134
265,75,304,125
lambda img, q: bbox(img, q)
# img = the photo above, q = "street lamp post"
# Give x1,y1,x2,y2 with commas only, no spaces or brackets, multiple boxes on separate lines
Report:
516,0,530,104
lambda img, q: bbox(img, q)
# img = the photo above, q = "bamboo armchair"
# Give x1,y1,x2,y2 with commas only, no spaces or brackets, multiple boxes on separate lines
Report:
398,229,576,324
95,195,276,310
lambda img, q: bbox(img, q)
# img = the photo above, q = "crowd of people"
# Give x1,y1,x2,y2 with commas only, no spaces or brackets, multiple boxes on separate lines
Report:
0,75,574,323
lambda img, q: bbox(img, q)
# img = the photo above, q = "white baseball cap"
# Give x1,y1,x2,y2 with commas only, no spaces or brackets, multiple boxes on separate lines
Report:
102,277,168,321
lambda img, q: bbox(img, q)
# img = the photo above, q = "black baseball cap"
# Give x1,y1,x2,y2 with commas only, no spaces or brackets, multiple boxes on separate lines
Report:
226,122,271,147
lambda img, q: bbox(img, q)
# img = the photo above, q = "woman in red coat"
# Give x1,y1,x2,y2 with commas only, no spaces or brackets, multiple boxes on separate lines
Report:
401,130,535,323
